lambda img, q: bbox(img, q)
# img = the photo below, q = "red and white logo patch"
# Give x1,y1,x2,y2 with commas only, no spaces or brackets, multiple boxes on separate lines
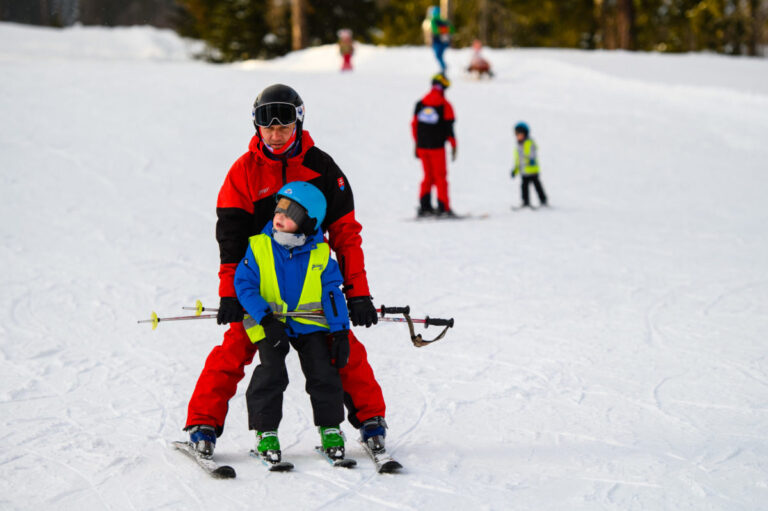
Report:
337,177,346,191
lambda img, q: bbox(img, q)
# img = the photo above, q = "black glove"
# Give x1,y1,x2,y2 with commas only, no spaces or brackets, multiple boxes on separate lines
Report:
330,330,350,369
260,313,288,348
451,146,457,162
347,296,378,328
510,168,517,179
217,296,244,325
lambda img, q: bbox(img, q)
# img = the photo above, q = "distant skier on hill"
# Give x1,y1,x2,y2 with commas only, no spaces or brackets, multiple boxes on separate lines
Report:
511,122,548,209
412,73,457,217
337,28,354,71
427,6,454,72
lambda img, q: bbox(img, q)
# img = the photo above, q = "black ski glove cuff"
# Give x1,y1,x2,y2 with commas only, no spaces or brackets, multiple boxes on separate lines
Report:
347,296,378,328
217,296,244,325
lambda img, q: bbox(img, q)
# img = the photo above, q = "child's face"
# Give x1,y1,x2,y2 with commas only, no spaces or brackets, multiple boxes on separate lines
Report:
273,211,299,233
515,132,526,142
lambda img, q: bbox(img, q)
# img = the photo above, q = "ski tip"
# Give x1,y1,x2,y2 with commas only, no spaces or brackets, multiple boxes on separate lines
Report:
212,465,237,479
378,460,404,473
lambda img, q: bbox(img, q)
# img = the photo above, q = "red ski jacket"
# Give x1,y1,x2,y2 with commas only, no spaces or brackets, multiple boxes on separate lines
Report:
216,131,370,300
412,88,456,149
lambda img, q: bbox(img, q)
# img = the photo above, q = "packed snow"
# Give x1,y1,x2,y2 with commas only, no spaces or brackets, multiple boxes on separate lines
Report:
1,22,768,510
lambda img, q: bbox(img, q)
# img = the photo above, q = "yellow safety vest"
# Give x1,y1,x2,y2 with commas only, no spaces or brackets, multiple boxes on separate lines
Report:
242,234,330,343
514,139,539,175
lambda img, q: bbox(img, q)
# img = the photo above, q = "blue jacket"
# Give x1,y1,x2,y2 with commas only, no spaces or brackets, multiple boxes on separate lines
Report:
234,221,349,337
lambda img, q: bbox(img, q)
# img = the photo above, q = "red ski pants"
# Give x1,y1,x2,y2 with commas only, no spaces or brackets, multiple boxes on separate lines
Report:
417,147,450,210
185,322,385,435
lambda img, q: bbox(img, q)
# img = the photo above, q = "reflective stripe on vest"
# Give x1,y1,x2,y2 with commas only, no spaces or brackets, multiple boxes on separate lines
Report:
243,234,330,343
514,139,539,175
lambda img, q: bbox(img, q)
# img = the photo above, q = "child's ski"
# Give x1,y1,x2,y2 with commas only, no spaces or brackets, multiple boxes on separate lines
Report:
358,439,403,474
249,449,294,472
314,446,357,468
171,441,236,479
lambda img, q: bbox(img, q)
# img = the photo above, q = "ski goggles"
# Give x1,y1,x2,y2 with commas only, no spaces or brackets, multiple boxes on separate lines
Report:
275,196,308,226
253,102,304,127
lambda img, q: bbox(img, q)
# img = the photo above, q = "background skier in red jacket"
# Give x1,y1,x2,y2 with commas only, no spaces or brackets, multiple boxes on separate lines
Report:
185,84,389,460
412,73,457,217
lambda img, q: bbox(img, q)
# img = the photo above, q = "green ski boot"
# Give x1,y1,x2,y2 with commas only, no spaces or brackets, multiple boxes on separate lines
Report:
256,430,281,463
319,426,345,461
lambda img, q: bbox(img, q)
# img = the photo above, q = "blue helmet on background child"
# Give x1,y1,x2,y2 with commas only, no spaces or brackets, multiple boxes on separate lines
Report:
275,182,326,235
514,122,530,136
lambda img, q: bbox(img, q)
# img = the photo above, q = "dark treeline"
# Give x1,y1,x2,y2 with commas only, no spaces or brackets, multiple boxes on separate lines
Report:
2,0,766,60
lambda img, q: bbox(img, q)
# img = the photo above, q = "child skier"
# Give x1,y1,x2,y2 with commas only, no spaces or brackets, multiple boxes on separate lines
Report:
511,122,548,208
234,181,351,464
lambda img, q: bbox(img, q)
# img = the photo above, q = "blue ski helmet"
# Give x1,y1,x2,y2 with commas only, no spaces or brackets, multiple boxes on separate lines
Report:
275,182,326,235
514,122,530,136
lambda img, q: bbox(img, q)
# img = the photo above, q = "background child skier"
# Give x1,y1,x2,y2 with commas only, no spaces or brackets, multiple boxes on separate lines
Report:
234,181,350,463
511,122,548,208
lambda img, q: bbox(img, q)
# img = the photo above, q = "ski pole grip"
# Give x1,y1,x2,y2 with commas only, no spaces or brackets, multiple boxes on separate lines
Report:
379,305,410,316
424,316,454,328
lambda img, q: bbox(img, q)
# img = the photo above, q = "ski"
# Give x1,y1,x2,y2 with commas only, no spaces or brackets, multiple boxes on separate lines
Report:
249,449,294,472
314,446,357,468
511,205,538,211
410,212,490,222
171,441,236,479
358,438,403,474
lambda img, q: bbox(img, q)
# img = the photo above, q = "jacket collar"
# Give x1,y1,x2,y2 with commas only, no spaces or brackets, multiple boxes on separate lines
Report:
249,131,316,164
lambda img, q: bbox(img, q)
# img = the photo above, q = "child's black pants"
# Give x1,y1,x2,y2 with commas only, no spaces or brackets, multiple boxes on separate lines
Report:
246,331,344,431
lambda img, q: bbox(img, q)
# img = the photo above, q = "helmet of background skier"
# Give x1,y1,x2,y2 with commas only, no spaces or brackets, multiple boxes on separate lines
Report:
514,122,530,136
275,182,327,235
431,73,451,89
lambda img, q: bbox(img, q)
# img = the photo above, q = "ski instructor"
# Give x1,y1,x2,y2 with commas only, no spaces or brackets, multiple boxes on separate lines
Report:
184,84,389,459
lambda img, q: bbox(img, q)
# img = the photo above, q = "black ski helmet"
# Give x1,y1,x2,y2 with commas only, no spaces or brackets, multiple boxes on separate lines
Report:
252,84,306,140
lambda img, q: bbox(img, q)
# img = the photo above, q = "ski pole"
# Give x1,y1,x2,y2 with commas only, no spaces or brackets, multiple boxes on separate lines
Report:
153,301,455,347
137,311,218,330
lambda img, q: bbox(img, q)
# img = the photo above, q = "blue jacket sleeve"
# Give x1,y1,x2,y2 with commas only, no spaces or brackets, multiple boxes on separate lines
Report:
321,257,350,333
234,243,273,324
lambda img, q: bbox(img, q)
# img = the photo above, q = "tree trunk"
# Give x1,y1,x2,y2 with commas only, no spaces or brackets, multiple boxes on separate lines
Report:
291,0,306,51
616,0,634,50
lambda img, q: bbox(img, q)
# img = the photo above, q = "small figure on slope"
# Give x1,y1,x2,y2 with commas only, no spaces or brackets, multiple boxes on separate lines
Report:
466,39,493,78
412,73,457,217
511,122,548,209
428,6,454,73
337,28,354,72
234,182,350,463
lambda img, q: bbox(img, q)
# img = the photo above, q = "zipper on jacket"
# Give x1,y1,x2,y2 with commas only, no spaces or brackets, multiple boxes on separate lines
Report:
329,291,338,317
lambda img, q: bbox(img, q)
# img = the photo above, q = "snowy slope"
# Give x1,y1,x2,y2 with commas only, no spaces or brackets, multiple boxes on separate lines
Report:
2,22,768,510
